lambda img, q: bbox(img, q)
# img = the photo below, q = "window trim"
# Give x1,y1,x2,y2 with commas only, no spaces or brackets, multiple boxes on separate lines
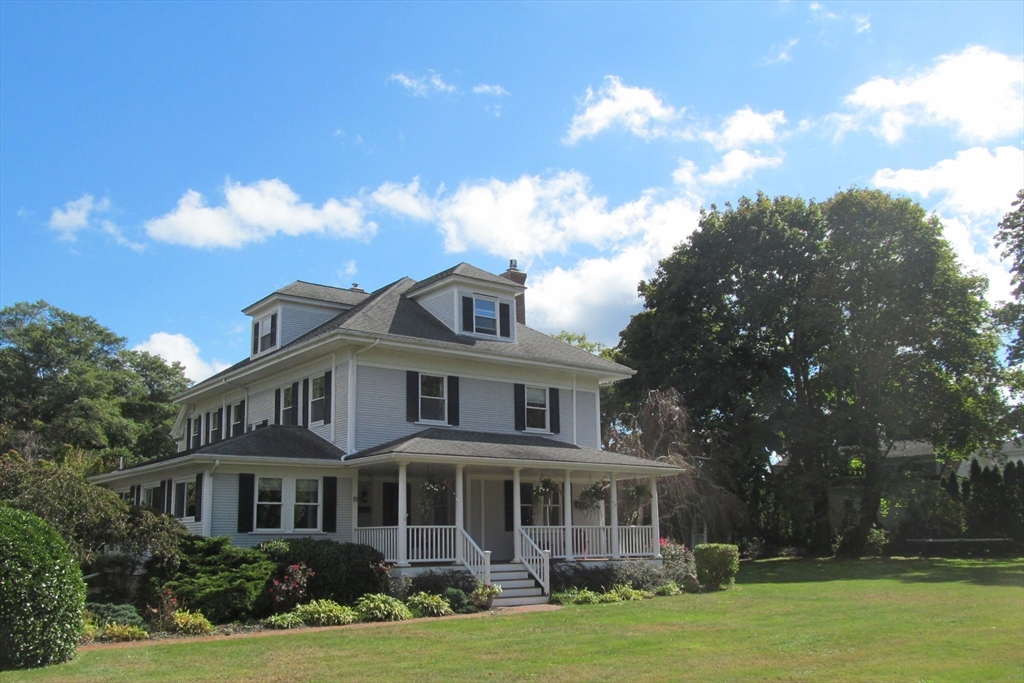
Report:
173,479,197,520
253,476,323,533
309,375,326,425
231,402,244,437
525,386,549,432
255,476,284,531
462,293,514,339
293,478,322,531
473,296,498,336
209,410,221,443
418,373,448,425
190,416,202,449
253,310,279,356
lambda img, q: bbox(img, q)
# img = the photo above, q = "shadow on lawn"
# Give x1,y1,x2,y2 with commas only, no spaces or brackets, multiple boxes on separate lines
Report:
737,557,1024,588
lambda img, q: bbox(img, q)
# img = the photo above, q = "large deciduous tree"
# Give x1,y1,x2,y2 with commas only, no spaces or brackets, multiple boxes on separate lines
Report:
616,189,1005,555
0,301,188,470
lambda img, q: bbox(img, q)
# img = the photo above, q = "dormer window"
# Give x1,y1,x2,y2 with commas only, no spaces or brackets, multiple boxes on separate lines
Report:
461,295,512,339
252,312,278,355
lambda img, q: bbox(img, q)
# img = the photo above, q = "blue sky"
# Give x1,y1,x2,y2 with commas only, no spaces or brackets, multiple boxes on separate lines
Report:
2,1,1022,382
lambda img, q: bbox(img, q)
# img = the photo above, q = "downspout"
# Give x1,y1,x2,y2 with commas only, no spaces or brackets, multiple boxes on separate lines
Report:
348,339,380,454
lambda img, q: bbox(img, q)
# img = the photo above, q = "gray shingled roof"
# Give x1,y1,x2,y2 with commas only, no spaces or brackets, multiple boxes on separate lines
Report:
276,281,370,306
285,276,632,376
345,428,680,471
405,262,523,294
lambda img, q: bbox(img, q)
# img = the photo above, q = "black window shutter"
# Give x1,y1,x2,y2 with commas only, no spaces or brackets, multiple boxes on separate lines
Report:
550,388,560,434
238,400,246,435
302,378,310,428
205,411,211,445
164,479,173,514
323,371,332,425
323,476,337,533
514,383,526,431
129,485,137,506
461,296,474,332
290,382,299,425
269,313,277,347
447,376,460,426
194,473,204,522
252,322,259,355
152,482,164,512
521,484,534,526
186,418,192,449
406,371,419,422
216,407,223,442
274,389,281,425
504,480,514,532
237,473,255,533
499,303,511,338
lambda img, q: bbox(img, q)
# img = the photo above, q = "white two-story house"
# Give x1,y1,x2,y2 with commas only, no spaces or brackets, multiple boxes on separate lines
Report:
92,261,681,606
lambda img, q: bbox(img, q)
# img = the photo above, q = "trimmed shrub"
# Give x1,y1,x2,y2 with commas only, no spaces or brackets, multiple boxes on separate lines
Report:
172,609,214,636
654,581,681,596
609,584,650,601
408,568,477,596
551,562,617,593
0,506,86,671
613,560,665,591
263,612,304,629
660,540,697,584
694,544,740,590
551,588,603,605
140,536,276,624
406,592,454,618
355,594,412,622
274,539,386,605
442,587,469,613
101,622,149,642
293,600,357,626
86,602,145,629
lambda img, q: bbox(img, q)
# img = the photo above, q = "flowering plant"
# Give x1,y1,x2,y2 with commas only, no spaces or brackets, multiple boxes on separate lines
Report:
418,477,453,519
149,589,178,631
468,582,503,608
532,478,560,501
574,482,608,510
269,562,314,612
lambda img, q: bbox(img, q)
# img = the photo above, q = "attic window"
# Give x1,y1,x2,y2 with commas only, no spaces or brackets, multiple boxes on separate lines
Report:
462,295,511,338
252,312,278,354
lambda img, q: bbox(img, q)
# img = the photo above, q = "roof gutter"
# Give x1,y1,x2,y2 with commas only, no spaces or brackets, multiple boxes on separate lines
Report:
89,453,346,484
343,452,683,476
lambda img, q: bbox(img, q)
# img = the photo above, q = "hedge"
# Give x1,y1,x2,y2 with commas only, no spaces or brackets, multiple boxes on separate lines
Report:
694,543,740,590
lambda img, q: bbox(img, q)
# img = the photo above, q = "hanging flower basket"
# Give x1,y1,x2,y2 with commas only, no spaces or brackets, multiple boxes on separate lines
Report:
532,478,560,502
574,481,608,510
418,477,453,519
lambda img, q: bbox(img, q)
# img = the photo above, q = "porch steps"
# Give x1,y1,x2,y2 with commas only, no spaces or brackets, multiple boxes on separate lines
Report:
488,562,550,608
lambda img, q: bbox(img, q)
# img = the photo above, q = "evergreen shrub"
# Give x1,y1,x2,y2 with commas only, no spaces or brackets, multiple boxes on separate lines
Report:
694,544,740,590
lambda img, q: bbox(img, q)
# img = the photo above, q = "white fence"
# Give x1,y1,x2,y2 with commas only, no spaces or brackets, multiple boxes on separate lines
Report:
518,528,550,594
572,526,612,558
618,525,654,557
407,525,457,562
459,528,491,584
354,526,398,561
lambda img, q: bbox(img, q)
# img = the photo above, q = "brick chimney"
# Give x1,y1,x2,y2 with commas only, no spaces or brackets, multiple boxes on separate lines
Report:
499,259,527,325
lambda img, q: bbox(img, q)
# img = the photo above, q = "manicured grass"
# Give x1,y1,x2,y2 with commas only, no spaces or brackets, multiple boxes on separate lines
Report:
6,558,1022,682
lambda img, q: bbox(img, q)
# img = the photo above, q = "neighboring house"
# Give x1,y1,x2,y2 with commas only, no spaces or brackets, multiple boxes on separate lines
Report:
954,441,1024,479
91,261,681,606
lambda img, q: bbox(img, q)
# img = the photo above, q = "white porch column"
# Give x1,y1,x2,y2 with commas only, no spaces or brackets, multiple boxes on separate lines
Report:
649,475,661,558
564,470,574,561
455,465,465,561
512,468,522,562
397,462,409,566
610,473,620,559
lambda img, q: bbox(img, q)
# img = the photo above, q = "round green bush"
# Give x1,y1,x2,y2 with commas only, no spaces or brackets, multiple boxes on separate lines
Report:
694,543,740,590
406,592,453,618
355,593,412,622
0,506,86,671
293,599,357,626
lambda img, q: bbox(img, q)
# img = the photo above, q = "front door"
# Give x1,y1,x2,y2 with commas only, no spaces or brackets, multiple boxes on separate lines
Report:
382,482,410,526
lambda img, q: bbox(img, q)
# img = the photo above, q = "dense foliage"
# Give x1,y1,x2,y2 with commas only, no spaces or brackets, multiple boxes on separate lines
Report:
139,536,276,624
946,460,1024,544
407,592,455,617
0,506,86,671
614,190,1007,555
86,602,146,629
355,594,413,622
0,301,189,471
693,544,740,590
408,568,478,596
261,538,387,605
293,599,358,626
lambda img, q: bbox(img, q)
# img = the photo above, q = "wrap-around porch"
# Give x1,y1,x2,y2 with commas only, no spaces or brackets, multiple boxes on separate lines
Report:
350,462,665,594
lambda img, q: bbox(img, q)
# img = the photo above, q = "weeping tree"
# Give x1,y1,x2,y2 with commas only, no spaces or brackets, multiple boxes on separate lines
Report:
604,388,747,543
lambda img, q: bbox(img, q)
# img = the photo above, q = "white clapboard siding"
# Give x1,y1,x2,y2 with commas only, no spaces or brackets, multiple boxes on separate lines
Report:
575,390,599,448
418,289,456,331
355,365,421,451
279,305,339,347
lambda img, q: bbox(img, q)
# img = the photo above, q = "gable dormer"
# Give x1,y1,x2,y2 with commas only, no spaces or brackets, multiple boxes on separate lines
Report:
243,281,369,359
406,262,526,342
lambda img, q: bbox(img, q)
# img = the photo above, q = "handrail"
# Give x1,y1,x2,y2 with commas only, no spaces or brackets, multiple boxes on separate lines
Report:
459,528,491,584
518,528,550,595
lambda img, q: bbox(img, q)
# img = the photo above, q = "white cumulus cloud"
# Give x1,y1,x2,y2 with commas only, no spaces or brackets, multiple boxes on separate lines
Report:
564,76,680,144
843,46,1024,143
134,332,230,383
389,71,457,96
871,145,1024,303
473,84,510,97
49,194,110,240
702,107,788,151
145,179,376,249
371,177,436,221
697,150,784,186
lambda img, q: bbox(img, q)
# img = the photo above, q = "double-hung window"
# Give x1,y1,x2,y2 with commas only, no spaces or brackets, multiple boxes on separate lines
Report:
419,374,446,423
280,385,296,426
209,411,221,443
253,313,278,354
526,387,548,430
474,298,497,335
231,402,244,437
190,417,202,449
309,376,326,423
174,480,196,518
256,477,283,530
293,479,320,530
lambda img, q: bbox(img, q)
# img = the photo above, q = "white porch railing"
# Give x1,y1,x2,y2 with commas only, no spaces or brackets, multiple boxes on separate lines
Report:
524,526,566,558
459,528,491,584
407,525,457,562
355,526,398,561
518,528,550,595
618,525,654,557
573,526,612,558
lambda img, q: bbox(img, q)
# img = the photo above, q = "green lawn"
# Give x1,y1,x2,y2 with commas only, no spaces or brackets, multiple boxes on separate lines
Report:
6,558,1023,682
